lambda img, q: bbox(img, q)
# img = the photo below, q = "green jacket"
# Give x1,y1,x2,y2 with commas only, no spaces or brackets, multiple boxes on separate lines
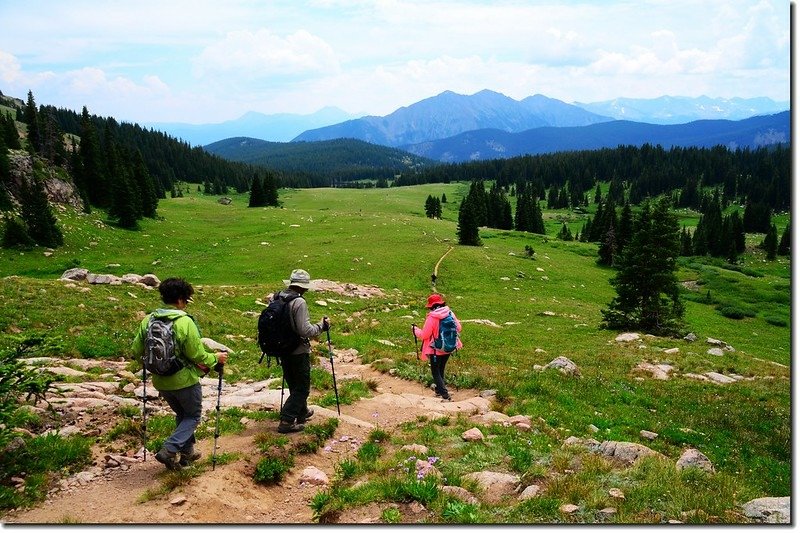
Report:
131,307,220,391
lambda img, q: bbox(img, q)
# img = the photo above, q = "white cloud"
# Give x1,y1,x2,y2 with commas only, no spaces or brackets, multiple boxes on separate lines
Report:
193,29,340,79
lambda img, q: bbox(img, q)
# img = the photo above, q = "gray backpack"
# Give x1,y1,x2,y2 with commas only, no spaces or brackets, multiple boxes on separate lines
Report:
143,315,184,376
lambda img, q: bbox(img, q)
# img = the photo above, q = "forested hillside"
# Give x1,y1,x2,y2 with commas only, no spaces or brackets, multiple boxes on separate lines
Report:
205,137,433,186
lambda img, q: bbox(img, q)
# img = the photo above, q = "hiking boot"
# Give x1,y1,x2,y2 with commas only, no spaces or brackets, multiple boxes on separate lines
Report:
277,421,305,434
155,448,181,470
441,393,453,401
179,447,202,467
298,408,314,423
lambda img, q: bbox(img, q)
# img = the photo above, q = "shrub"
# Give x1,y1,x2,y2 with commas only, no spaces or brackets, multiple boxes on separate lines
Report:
254,453,294,484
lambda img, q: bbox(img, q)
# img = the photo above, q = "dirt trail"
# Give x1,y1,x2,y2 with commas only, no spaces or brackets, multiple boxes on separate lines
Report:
4,355,485,524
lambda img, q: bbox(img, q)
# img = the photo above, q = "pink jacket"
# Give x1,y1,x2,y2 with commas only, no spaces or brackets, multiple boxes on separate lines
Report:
413,305,462,361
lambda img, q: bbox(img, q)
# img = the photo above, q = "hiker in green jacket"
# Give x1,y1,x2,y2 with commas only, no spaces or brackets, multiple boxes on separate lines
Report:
131,277,228,470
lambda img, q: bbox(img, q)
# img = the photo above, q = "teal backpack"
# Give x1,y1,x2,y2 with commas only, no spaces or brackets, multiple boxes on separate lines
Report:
432,312,459,353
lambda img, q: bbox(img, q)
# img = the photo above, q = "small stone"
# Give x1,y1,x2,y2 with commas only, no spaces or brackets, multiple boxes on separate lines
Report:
615,332,641,342
707,347,725,357
598,507,617,517
462,428,485,441
170,495,188,506
609,488,625,499
640,430,658,441
560,503,579,514
518,485,541,500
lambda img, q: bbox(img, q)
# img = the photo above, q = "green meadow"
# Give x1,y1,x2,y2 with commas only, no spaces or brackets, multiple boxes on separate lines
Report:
0,183,790,520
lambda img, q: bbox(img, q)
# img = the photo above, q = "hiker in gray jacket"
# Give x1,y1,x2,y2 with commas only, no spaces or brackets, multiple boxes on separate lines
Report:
275,269,329,433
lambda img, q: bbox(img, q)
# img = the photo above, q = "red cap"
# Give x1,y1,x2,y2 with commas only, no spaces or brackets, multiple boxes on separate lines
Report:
426,293,445,308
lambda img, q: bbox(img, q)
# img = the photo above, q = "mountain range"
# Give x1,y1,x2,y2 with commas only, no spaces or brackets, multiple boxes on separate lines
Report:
145,106,358,146
402,111,790,162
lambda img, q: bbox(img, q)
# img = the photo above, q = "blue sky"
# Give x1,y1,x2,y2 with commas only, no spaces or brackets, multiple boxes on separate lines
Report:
0,0,790,124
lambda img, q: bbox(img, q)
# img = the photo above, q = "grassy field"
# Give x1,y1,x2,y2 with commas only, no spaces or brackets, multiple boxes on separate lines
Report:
0,183,790,521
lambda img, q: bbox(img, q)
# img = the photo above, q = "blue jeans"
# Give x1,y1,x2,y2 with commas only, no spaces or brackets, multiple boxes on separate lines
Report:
158,383,203,454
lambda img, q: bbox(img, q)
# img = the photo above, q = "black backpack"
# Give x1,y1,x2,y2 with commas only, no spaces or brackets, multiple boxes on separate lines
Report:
143,314,184,376
257,292,301,364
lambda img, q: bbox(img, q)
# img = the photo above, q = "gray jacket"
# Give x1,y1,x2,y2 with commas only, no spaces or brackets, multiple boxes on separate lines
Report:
277,289,326,355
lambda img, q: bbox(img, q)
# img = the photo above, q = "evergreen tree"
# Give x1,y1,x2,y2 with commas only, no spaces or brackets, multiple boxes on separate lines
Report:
778,223,790,256
133,150,158,218
264,172,280,206
597,224,616,266
617,201,633,250
248,174,265,207
1,113,21,149
457,197,481,246
729,210,746,254
531,197,545,234
692,218,708,256
441,193,447,204
557,222,573,241
1,217,34,249
762,223,778,260
0,131,11,210
19,178,63,247
594,183,602,204
514,183,531,232
424,195,437,218
78,107,109,207
601,197,684,335
23,91,40,153
680,226,693,256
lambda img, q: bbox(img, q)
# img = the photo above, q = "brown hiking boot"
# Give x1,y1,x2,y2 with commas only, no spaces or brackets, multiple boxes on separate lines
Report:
155,448,181,470
298,408,314,423
179,447,202,467
277,421,305,434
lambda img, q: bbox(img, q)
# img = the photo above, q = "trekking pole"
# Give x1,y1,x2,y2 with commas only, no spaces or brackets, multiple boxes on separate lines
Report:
324,318,340,416
142,366,147,462
412,324,420,359
280,376,286,411
212,361,224,471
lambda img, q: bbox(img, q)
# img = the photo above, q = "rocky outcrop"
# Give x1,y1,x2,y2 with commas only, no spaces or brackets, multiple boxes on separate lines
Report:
7,150,84,210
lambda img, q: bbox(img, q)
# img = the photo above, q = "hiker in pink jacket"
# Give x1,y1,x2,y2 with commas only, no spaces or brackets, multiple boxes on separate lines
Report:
412,293,462,401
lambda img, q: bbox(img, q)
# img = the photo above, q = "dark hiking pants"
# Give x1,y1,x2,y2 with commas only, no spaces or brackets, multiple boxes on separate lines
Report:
430,354,450,396
280,353,311,423
159,383,202,454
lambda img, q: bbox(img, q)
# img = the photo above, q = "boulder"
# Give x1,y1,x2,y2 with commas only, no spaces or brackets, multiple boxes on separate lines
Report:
676,448,714,473
615,332,641,342
545,356,581,376
684,332,698,342
140,274,160,287
596,441,662,465
401,444,429,456
707,347,725,357
441,486,479,505
299,466,329,486
462,428,485,442
463,471,520,503
741,496,790,524
60,268,89,281
639,430,658,441
518,484,541,500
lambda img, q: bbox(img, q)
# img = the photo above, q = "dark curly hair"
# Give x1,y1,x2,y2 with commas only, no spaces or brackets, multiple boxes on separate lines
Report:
158,277,194,305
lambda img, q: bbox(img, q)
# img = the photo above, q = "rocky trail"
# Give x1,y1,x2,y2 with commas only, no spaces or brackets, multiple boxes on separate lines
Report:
3,346,494,525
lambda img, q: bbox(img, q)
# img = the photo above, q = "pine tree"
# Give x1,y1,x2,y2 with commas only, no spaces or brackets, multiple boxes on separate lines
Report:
248,174,265,207
23,91,41,154
778,223,790,256
762,223,778,260
557,222,573,241
441,193,447,204
617,201,633,251
264,172,280,206
1,113,21,149
680,226,693,256
457,197,481,246
19,178,63,247
601,197,683,335
424,195,436,218
531,197,545,234
1,217,34,249
597,224,616,266
133,150,158,218
78,107,109,208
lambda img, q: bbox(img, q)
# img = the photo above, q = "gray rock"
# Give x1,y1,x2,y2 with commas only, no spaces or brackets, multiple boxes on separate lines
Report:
60,268,89,281
707,347,725,356
684,332,697,342
597,441,663,465
401,444,429,456
441,485,479,505
299,466,329,486
479,389,497,398
462,428,485,441
518,484,541,500
140,274,160,287
741,496,790,523
639,430,658,441
676,448,714,473
463,471,520,503
615,332,641,342
545,356,581,376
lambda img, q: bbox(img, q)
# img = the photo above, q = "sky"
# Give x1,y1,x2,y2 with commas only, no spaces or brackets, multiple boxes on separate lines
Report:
0,0,791,125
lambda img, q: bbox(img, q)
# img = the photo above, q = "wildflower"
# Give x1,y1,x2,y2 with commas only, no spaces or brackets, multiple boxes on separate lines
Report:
427,456,439,464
